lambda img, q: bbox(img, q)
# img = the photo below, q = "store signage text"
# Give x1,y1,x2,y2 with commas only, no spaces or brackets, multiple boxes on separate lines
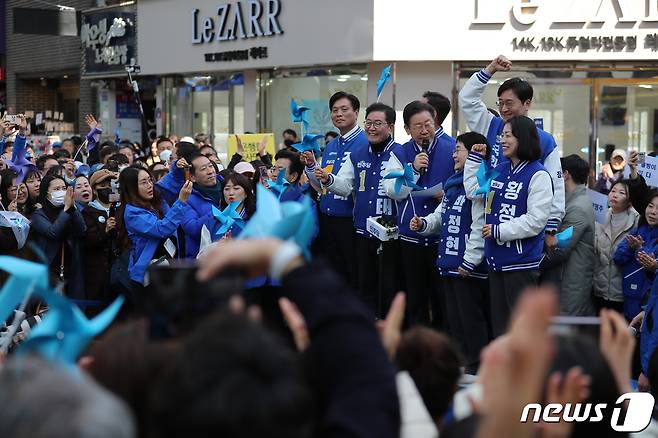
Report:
512,33,658,52
81,11,136,74
192,0,283,44
473,0,658,29
204,46,268,62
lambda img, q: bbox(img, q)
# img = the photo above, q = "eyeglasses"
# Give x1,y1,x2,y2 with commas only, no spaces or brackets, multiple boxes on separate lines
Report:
496,99,521,109
364,120,387,129
410,121,434,132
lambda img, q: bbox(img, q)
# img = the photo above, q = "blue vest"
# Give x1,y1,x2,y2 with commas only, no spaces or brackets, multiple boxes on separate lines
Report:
392,130,456,245
485,160,549,272
436,171,487,279
486,118,557,168
350,137,399,237
319,127,368,217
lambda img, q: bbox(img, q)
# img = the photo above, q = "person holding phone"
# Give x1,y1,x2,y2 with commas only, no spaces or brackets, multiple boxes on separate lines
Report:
31,174,87,298
477,115,553,338
82,169,120,311
117,166,192,295
181,152,224,258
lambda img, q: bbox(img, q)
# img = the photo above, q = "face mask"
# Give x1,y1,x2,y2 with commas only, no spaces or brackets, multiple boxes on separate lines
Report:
50,190,66,207
159,150,172,162
97,188,111,204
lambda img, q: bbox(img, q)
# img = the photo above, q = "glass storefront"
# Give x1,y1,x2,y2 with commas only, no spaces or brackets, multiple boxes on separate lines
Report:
259,65,368,146
161,74,244,157
455,64,658,172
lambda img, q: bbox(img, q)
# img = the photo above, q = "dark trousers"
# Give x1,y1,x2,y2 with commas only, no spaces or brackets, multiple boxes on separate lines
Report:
355,235,400,319
488,269,539,338
318,214,357,288
399,241,445,328
593,296,624,314
443,276,490,374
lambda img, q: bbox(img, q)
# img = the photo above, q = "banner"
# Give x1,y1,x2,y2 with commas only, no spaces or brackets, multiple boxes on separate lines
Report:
587,188,608,224
227,134,276,163
623,155,658,188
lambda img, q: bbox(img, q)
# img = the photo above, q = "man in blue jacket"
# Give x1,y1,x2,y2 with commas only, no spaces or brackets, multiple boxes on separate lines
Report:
181,152,223,258
303,92,368,287
315,103,401,317
383,101,456,327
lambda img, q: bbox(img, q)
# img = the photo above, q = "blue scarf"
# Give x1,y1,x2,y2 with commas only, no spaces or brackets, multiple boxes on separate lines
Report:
443,170,464,204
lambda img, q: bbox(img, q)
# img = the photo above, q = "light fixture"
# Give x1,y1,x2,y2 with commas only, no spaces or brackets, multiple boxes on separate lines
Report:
339,75,351,79
63,75,68,79
639,84,653,89
360,76,368,81
337,78,348,82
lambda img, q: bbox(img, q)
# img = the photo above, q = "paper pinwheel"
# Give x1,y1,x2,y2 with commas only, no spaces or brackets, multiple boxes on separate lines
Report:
212,201,245,237
240,185,316,257
291,134,324,156
384,163,423,195
0,256,124,365
290,98,310,125
376,64,392,101
556,226,574,249
85,126,102,151
265,169,290,199
114,128,121,145
7,135,38,184
0,211,30,249
472,161,500,197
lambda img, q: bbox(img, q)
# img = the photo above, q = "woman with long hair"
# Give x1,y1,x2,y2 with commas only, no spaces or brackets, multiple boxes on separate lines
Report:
116,166,192,292
214,171,256,240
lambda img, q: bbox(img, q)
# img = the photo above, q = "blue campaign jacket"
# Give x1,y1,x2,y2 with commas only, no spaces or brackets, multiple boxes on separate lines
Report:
350,138,398,237
485,160,549,272
613,224,658,320
435,172,487,279
125,200,187,283
317,126,368,217
641,280,658,374
181,189,216,258
391,129,456,245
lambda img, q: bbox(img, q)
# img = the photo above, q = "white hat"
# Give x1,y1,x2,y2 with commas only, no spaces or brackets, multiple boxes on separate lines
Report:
234,161,256,175
179,136,195,144
611,149,627,161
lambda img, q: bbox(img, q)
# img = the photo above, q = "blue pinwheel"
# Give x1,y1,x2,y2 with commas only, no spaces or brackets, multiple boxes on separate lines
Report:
212,201,245,237
291,134,324,156
0,256,124,365
7,134,38,184
556,226,574,249
376,64,392,101
240,185,316,257
290,98,310,125
472,161,500,197
384,163,423,195
265,169,290,199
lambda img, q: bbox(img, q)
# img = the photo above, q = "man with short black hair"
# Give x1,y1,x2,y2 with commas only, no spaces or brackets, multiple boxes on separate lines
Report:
541,154,595,315
118,142,135,165
459,54,565,244
315,102,400,316
281,128,298,149
421,91,451,136
303,92,367,287
384,100,456,327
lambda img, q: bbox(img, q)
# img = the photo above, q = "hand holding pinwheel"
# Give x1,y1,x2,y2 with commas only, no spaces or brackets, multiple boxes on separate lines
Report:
383,163,423,195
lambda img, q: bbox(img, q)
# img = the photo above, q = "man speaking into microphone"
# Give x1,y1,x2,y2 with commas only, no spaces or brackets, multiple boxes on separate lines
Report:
384,100,455,327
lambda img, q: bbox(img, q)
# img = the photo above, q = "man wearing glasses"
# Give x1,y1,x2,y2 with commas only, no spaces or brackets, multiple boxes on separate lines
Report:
458,54,565,241
314,103,401,317
383,101,456,328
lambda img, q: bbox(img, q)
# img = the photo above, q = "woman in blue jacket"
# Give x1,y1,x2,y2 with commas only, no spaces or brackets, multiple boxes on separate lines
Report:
212,171,256,240
117,166,192,291
614,189,658,321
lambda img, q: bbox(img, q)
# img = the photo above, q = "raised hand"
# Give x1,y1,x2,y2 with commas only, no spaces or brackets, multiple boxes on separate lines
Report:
313,166,329,184
472,143,487,156
64,187,74,211
409,216,423,231
178,180,193,203
486,55,512,75
258,136,267,156
236,135,244,155
413,153,429,173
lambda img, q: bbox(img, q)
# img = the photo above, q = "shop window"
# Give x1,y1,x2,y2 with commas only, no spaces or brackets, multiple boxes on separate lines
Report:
260,66,368,147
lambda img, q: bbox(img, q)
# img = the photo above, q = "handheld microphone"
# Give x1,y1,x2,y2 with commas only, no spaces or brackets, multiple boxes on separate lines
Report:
420,139,430,176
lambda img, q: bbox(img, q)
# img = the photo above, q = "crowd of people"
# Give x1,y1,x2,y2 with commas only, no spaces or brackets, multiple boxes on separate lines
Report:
0,54,657,437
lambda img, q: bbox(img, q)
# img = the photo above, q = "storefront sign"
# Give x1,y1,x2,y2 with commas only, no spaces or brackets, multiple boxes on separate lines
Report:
373,0,658,61
81,10,136,75
204,46,268,62
192,0,283,44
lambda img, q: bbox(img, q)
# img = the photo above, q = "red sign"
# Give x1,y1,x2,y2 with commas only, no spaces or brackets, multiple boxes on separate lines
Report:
0,67,4,81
